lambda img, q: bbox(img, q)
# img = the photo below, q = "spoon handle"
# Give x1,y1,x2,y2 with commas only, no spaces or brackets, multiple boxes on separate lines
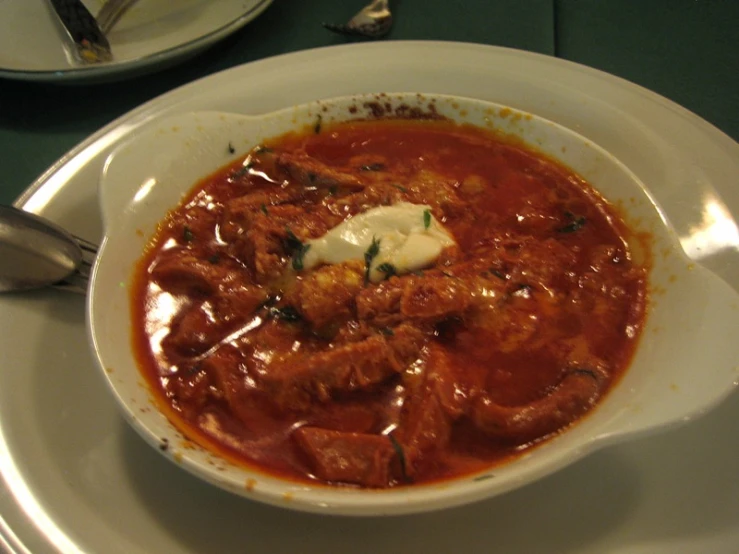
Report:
54,233,97,294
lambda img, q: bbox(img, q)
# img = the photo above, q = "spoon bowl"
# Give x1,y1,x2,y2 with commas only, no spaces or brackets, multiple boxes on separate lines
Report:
0,205,82,292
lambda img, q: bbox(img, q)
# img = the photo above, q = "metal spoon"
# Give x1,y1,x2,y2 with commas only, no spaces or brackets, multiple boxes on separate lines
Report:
0,205,96,294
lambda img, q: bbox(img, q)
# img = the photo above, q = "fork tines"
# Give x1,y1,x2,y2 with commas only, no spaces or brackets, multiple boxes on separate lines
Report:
322,21,388,38
322,22,362,36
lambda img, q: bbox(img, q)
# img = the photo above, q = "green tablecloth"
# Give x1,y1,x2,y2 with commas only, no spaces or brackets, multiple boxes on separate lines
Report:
0,0,736,206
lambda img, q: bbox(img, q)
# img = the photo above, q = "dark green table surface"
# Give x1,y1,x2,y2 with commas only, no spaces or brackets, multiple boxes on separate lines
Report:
0,0,736,206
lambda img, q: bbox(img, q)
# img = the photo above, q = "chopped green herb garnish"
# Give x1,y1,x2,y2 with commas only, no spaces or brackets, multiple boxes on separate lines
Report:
366,237,381,259
423,209,431,230
270,305,302,322
360,163,384,171
490,269,507,280
379,327,394,337
231,162,252,179
391,184,408,193
388,433,410,483
473,473,495,482
283,227,303,251
207,254,220,264
314,114,323,135
260,203,269,216
292,243,311,271
183,226,194,242
227,142,235,154
557,213,586,233
376,262,397,280
257,294,279,311
328,185,338,196
364,236,381,284
283,226,310,271
411,269,425,276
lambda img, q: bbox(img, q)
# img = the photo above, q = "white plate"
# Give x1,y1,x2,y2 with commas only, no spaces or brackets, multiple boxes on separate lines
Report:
3,42,739,552
0,0,273,82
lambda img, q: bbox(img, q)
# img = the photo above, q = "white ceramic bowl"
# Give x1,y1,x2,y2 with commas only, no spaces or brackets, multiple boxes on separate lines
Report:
89,92,739,516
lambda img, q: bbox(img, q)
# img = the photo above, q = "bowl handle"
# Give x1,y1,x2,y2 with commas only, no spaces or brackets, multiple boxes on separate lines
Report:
99,111,259,230
595,264,739,445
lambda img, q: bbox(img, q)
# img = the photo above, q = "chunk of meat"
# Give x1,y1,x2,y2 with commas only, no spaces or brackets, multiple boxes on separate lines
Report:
198,344,247,405
331,320,377,344
168,344,246,414
400,276,474,319
229,206,305,283
167,362,213,412
235,224,286,283
293,427,396,487
405,169,467,218
356,275,474,325
471,368,607,442
195,345,282,436
220,189,304,242
323,182,408,216
423,344,470,419
164,300,219,356
150,252,234,295
285,261,364,328
262,323,426,410
164,285,268,356
216,284,269,321
228,204,342,284
397,389,451,478
467,289,550,354
395,346,461,477
355,280,404,323
386,323,428,367
276,151,364,191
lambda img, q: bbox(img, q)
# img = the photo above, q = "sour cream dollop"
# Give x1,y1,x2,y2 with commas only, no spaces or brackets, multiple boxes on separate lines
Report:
302,202,456,282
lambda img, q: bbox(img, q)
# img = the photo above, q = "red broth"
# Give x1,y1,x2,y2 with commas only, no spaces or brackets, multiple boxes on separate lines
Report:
131,118,648,488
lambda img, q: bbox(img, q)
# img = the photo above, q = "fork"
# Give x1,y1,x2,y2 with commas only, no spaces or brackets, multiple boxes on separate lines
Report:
323,0,393,39
96,0,139,34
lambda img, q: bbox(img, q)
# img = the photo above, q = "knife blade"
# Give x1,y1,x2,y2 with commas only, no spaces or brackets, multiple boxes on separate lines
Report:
48,0,112,64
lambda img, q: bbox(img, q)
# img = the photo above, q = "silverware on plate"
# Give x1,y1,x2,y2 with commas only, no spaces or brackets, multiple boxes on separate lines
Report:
323,0,393,39
47,0,140,64
96,0,139,34
48,0,112,63
0,205,96,294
